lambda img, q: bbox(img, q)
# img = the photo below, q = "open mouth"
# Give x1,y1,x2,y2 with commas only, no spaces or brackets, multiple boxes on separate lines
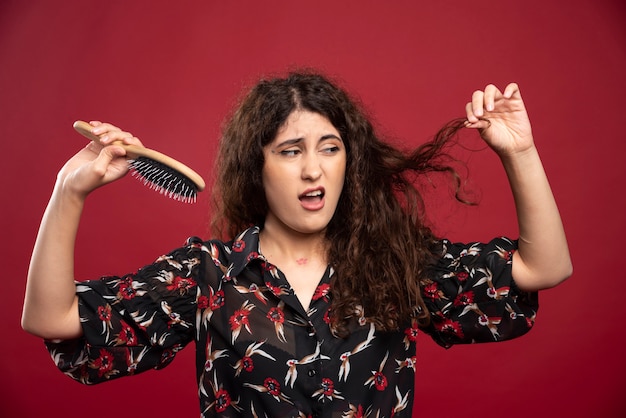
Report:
300,189,324,200
299,188,325,210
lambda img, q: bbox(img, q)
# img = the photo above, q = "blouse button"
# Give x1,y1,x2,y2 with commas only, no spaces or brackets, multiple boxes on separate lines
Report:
307,369,317,377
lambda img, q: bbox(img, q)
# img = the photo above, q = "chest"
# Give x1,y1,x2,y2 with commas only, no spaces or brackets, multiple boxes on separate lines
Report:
195,256,417,416
279,263,328,311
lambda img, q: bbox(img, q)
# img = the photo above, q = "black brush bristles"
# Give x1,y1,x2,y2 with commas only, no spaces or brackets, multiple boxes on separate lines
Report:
129,157,199,203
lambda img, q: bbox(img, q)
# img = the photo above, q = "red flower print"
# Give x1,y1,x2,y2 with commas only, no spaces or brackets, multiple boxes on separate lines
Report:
372,371,388,391
267,307,285,324
321,377,335,396
456,271,469,281
241,356,254,372
197,295,209,309
115,323,137,345
97,305,112,322
453,291,474,306
264,378,281,397
265,282,283,297
312,283,331,301
229,301,255,343
491,245,515,264
436,318,464,339
246,251,259,262
91,349,114,377
486,285,510,300
230,309,251,330
214,389,232,413
355,405,365,418
210,290,225,310
313,377,344,401
166,276,197,294
118,277,136,299
423,282,440,300
395,356,418,373
403,322,419,343
232,240,246,252
365,349,390,391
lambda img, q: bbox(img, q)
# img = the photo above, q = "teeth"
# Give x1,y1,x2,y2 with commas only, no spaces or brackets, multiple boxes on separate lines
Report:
305,190,322,197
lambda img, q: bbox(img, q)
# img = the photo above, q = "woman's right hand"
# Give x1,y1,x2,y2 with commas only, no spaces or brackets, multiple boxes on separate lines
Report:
22,121,144,339
57,121,143,199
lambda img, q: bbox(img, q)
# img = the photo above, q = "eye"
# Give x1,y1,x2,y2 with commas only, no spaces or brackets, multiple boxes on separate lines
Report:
279,149,301,157
320,145,341,155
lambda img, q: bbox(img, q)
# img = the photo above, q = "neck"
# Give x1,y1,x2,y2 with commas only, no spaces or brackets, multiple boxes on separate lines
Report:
259,220,327,267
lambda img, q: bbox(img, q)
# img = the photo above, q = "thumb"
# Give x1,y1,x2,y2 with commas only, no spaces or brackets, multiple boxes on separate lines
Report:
91,144,129,181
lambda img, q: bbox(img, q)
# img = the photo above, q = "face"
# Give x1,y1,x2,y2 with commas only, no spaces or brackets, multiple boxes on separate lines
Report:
262,110,346,236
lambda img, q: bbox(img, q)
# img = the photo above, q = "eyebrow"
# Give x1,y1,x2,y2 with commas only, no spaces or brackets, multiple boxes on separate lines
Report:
275,134,342,148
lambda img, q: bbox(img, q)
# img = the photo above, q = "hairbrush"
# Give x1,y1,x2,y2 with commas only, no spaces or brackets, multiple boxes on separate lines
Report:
73,120,206,203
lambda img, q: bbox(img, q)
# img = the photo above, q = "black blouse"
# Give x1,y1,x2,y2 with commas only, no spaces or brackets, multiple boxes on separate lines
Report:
45,226,538,417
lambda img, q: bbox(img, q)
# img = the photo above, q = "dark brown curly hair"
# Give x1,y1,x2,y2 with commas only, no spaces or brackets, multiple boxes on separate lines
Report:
211,71,467,337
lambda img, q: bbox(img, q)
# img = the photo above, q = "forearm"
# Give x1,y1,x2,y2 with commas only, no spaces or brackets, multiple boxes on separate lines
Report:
501,145,572,291
22,183,84,339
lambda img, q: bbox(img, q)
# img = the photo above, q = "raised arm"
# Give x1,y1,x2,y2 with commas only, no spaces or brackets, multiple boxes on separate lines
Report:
465,83,572,291
22,122,142,339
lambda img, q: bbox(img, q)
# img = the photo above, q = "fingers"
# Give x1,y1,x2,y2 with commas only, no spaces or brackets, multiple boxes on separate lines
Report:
91,143,127,178
88,121,143,147
465,82,521,125
470,84,501,117
465,102,480,124
464,102,490,129
482,84,499,112
503,82,520,99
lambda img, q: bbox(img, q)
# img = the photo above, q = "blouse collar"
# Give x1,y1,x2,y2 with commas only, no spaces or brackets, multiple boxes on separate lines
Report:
223,226,265,280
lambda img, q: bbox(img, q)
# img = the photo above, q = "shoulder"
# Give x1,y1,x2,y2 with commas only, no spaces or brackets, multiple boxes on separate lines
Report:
132,236,230,282
170,226,262,281
435,237,517,271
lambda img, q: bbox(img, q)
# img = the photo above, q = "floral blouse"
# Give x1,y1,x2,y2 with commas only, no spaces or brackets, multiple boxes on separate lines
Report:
45,226,538,418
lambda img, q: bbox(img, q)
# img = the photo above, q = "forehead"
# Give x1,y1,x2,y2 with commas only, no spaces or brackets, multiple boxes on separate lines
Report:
274,110,340,140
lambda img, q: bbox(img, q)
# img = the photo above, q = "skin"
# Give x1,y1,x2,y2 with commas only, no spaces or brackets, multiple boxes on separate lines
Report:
259,110,346,310
21,83,572,340
464,83,572,291
22,122,142,339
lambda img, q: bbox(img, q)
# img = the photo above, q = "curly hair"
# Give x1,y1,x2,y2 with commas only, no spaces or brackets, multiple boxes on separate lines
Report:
211,71,467,336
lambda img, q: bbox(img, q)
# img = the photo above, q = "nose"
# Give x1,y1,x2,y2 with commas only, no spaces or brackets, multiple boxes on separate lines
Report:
301,153,322,181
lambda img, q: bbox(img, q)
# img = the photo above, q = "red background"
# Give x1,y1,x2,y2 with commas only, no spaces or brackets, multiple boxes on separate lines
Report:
1,1,625,417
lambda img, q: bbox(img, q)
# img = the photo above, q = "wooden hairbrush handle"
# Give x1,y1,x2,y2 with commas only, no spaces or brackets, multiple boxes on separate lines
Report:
73,120,206,191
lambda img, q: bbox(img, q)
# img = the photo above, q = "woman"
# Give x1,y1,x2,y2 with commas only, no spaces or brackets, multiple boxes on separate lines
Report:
22,72,571,417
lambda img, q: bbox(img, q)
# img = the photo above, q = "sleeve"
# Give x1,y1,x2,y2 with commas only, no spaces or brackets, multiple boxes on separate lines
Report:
44,237,206,384
419,237,539,348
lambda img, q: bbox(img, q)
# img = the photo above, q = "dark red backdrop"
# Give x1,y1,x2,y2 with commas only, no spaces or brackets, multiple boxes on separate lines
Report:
1,1,624,417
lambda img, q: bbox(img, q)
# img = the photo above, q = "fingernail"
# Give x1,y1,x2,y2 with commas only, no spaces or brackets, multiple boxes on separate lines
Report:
100,135,109,143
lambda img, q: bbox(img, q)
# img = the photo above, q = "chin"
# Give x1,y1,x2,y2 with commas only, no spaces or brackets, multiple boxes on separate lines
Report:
294,225,328,236
289,219,331,236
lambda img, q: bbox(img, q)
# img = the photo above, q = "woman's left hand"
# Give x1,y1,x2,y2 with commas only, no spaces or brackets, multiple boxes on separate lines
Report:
465,83,572,291
464,83,534,157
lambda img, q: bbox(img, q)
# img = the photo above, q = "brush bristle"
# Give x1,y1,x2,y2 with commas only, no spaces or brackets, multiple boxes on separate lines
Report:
129,157,199,203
